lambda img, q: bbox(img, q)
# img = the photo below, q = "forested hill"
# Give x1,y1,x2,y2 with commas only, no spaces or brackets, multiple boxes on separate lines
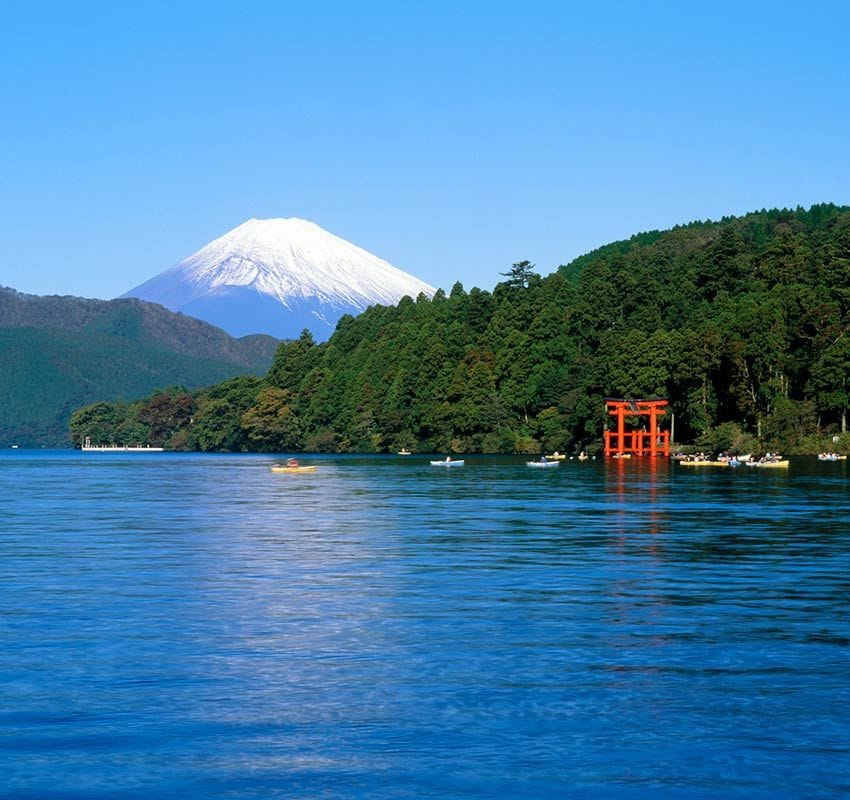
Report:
0,289,279,447
72,204,850,455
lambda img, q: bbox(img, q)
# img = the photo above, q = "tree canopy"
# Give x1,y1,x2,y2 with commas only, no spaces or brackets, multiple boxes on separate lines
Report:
71,204,850,454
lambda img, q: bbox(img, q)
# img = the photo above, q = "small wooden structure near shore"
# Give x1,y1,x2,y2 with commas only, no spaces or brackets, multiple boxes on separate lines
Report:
604,398,670,458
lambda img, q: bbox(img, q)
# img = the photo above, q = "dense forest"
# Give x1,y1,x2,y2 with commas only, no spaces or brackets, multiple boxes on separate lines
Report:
0,289,278,446
71,204,850,455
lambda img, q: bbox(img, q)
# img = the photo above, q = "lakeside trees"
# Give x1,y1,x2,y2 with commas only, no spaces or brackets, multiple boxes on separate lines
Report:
70,204,850,454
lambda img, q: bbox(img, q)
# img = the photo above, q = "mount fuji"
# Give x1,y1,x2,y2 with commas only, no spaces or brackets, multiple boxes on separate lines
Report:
121,218,436,340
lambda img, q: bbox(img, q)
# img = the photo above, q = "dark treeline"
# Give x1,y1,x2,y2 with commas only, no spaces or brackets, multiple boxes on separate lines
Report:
71,204,850,455
0,289,278,447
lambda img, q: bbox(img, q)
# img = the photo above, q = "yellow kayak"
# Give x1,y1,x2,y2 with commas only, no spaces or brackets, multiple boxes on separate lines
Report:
270,465,317,473
678,460,728,467
545,454,566,460
750,460,789,468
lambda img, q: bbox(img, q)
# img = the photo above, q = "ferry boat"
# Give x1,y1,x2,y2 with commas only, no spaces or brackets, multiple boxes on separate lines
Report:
81,436,163,452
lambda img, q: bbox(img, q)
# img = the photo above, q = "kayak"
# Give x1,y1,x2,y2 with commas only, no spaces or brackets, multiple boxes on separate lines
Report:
270,465,317,473
545,454,566,460
527,460,559,468
750,460,789,468
430,459,464,466
678,460,728,467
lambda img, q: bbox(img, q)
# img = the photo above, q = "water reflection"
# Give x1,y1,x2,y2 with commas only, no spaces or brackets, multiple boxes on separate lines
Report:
1,451,848,798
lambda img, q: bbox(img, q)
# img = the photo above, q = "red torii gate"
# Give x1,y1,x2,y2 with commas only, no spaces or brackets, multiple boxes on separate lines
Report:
604,398,670,458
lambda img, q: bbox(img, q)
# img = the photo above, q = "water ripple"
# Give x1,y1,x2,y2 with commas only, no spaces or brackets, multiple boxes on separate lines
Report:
0,452,848,798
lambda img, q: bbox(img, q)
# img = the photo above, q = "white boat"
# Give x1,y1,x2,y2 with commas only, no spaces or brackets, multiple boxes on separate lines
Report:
397,449,411,455
747,456,788,468
81,436,163,452
430,458,464,466
82,444,165,452
527,460,559,468
751,459,789,468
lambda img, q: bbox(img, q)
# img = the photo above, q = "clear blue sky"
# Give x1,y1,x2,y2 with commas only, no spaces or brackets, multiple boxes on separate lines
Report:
2,0,849,299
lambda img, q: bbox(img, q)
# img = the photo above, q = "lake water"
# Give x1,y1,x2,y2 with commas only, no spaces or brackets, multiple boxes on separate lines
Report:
1,451,849,799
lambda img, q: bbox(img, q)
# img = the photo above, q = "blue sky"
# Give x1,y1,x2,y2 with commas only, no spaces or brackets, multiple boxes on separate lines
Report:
2,1,849,298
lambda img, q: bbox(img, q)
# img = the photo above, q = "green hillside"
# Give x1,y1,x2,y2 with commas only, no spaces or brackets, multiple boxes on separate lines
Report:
70,204,850,455
0,289,278,446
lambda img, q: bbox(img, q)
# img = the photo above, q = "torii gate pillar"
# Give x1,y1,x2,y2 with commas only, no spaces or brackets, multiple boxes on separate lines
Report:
603,399,670,457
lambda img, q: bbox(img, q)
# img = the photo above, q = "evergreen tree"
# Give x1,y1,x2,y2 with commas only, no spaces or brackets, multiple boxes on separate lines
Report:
68,204,850,455
499,260,539,289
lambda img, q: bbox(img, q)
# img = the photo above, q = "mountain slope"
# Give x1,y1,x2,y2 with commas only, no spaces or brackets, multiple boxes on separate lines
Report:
80,203,850,455
0,288,279,447
122,218,436,339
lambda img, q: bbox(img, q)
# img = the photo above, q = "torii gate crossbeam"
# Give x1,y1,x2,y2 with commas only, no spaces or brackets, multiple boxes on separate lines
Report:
603,398,670,457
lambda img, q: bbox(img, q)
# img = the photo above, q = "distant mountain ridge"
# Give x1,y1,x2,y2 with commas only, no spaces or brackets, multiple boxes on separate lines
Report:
76,203,850,457
1,287,277,366
0,287,279,447
121,218,436,339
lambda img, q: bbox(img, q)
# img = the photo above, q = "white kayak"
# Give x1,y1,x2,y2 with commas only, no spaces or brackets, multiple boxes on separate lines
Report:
430,459,464,466
527,460,560,468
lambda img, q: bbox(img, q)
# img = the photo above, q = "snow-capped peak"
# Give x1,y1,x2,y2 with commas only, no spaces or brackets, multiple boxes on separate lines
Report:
121,218,436,339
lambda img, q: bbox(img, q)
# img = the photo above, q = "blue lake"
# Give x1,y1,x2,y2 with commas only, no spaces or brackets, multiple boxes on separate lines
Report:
1,451,849,799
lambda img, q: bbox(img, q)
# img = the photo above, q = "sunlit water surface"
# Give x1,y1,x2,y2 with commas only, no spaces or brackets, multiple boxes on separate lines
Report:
1,451,849,799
